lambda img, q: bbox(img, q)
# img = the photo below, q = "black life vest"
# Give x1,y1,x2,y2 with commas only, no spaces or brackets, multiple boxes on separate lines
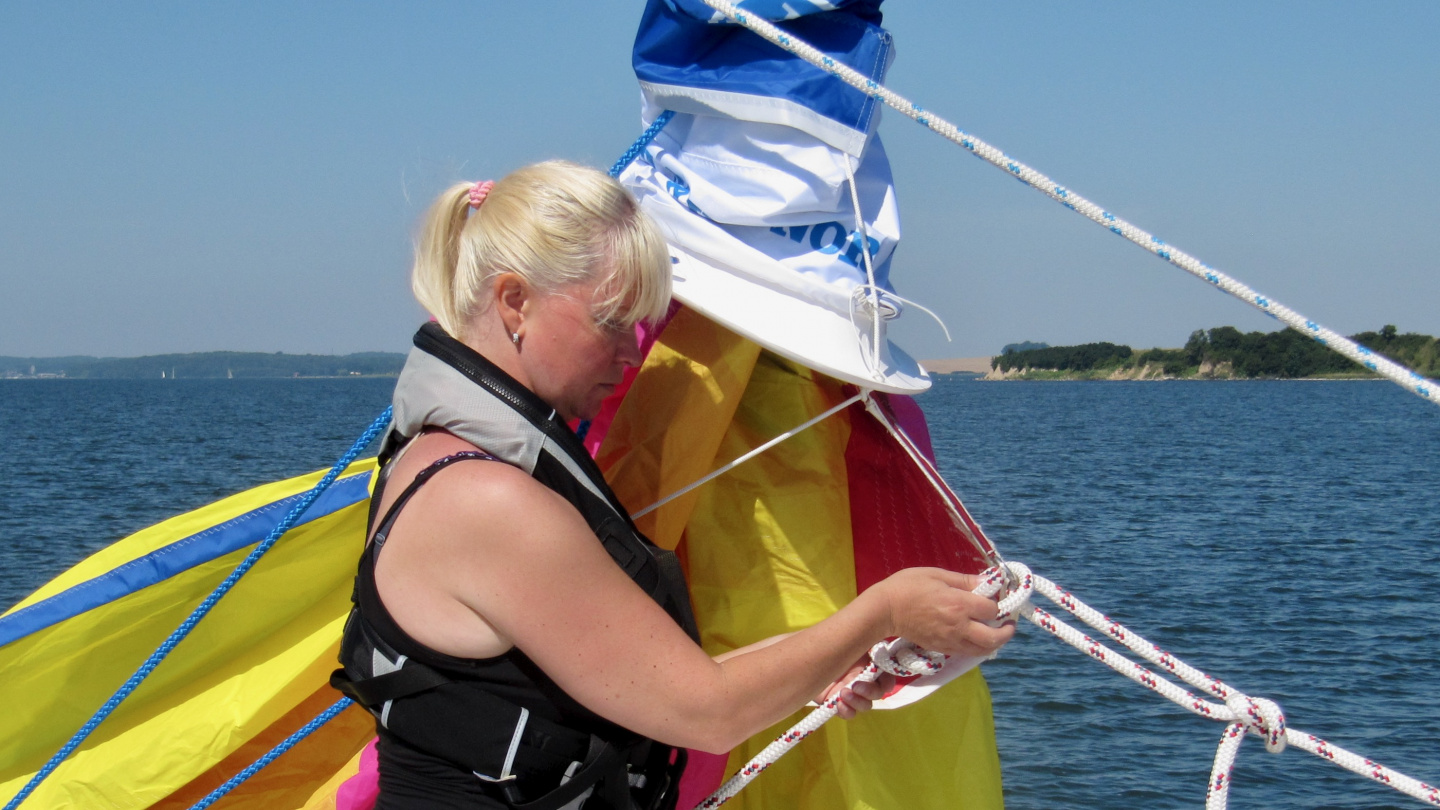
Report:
332,323,698,810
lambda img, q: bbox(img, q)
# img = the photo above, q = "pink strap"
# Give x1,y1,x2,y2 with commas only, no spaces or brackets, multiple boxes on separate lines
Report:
468,180,495,209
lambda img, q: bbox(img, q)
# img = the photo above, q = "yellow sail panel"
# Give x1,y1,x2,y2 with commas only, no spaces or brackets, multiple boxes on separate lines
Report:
0,463,375,809
4,461,374,615
683,351,859,648
597,305,762,551
296,744,370,810
693,355,1003,809
597,315,1004,810
719,671,1001,810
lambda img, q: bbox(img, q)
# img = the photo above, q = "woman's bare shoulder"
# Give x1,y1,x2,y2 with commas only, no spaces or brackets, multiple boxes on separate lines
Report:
382,431,587,555
421,456,572,532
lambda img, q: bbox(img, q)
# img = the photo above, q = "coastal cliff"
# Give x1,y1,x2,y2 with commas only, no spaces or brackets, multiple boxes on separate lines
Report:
981,325,1438,381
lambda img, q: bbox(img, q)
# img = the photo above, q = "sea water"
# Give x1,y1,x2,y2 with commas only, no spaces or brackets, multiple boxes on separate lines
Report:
925,378,1440,809
1,377,1436,809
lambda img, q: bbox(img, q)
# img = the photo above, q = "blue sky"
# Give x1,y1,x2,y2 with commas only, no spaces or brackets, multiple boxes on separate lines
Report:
2,1,1436,361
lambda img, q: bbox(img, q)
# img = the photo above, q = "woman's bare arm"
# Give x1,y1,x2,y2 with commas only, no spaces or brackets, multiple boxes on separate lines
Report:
376,456,1012,753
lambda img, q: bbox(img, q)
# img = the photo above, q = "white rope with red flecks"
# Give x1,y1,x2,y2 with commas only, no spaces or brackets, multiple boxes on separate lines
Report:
693,561,1440,808
693,636,950,809
993,561,1440,808
696,0,1439,410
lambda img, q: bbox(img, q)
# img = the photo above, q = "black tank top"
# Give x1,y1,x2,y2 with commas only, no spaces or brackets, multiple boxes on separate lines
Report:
336,325,696,810
355,451,634,808
358,451,628,738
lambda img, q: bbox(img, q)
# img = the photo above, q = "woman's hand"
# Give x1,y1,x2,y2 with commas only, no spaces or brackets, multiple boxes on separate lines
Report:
876,568,1015,659
816,655,897,720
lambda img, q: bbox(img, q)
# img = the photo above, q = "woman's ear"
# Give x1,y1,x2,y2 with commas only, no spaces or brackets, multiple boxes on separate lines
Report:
493,273,528,336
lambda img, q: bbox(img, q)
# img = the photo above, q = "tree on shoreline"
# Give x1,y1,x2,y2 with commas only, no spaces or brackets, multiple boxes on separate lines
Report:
991,326,1438,379
0,351,407,379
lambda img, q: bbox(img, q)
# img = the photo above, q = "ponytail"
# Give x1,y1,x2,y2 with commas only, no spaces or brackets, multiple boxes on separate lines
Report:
410,182,473,336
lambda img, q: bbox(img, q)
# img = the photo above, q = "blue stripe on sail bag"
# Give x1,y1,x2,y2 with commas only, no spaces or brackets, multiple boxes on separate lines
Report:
633,0,891,154
0,471,372,648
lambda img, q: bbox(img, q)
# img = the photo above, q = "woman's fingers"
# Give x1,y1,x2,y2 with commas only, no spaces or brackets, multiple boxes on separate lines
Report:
932,568,984,592
833,676,887,719
824,664,897,720
850,674,890,702
873,671,896,696
833,688,864,719
951,620,1016,659
881,567,1019,657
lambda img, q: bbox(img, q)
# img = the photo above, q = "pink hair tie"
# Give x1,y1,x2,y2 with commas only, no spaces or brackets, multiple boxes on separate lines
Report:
468,180,495,209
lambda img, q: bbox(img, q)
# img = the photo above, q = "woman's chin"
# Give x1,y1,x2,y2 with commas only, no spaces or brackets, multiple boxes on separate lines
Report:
573,388,617,423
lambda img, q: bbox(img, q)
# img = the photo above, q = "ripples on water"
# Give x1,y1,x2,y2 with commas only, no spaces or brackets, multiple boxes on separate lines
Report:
924,379,1439,809
0,379,396,608
1,378,1436,808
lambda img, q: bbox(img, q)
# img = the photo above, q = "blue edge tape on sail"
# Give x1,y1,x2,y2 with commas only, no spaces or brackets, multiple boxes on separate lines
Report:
1,107,685,810
0,472,372,649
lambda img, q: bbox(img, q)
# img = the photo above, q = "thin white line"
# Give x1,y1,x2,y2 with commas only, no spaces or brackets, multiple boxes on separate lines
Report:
501,707,528,780
631,392,865,520
475,706,528,783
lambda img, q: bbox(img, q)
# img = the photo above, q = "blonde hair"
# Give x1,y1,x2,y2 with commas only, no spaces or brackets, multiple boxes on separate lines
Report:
412,160,672,338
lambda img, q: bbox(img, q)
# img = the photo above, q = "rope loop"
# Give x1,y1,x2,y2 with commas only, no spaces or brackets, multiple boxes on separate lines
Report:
694,557,1440,808
997,559,1440,807
989,562,1033,622
869,638,946,677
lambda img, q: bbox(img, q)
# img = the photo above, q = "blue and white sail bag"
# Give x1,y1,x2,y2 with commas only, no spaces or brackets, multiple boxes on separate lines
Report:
624,0,934,393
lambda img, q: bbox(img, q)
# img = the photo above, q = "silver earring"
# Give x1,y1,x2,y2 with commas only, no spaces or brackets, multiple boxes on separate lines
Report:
510,331,520,345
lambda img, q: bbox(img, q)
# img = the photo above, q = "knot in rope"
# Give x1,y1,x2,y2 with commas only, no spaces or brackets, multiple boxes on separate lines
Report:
698,553,1440,809
862,565,1029,684
848,285,953,340
868,638,946,677
849,284,900,320
845,283,952,383
1224,694,1287,753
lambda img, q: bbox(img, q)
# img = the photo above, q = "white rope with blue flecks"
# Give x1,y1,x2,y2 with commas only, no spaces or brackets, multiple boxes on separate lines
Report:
696,0,1438,409
694,561,1440,808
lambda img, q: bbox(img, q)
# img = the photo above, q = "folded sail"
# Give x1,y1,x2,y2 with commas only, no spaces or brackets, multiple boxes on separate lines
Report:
0,464,377,809
627,0,930,396
611,2,1006,807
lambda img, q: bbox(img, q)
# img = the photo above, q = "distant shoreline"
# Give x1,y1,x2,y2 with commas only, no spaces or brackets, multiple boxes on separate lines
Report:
976,366,1390,382
919,357,992,374
0,374,398,380
959,374,1389,382
964,326,1437,382
0,350,406,380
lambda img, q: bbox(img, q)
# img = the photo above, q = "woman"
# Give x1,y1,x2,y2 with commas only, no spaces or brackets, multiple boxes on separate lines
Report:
334,161,1013,810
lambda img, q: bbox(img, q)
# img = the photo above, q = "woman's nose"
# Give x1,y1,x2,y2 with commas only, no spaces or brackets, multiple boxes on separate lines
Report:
617,326,643,367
